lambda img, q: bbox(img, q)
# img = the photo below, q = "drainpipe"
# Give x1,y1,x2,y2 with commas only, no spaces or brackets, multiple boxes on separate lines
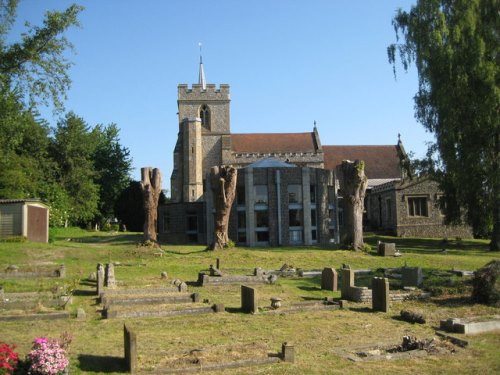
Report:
276,170,282,246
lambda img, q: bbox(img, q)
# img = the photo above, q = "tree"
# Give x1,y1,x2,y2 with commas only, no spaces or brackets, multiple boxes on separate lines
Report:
338,160,368,251
50,112,99,225
388,0,499,250
92,124,132,226
0,0,84,111
209,165,237,250
140,167,162,242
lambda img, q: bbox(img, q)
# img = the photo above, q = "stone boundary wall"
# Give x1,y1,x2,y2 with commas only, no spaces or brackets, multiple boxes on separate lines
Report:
198,273,275,286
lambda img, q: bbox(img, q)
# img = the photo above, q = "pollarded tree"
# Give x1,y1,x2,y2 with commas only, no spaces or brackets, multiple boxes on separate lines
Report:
388,0,499,250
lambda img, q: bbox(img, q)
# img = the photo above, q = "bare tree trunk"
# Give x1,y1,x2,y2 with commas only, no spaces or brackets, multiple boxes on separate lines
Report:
210,165,237,250
140,167,162,243
339,160,368,251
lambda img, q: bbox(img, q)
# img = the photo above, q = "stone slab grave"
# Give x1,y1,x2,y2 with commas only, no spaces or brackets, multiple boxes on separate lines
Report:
340,268,425,303
0,311,71,322
240,285,345,315
439,316,500,335
197,269,278,286
336,335,461,362
0,285,72,313
0,264,65,279
123,324,294,374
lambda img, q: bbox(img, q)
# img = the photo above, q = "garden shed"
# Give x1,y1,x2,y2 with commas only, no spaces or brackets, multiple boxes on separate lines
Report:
0,199,49,243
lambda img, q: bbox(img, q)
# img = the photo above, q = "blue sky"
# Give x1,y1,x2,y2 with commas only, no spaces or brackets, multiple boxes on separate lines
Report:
11,0,431,189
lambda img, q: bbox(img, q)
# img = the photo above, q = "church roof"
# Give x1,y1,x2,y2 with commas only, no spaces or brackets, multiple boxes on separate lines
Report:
231,132,318,153
323,145,402,179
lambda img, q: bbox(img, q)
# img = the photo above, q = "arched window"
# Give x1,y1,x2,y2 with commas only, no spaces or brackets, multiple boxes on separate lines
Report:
199,104,211,130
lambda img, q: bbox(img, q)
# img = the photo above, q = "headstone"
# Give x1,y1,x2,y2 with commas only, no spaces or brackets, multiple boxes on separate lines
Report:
197,273,209,286
254,267,264,277
124,324,137,373
96,263,105,296
321,268,338,291
341,268,355,300
212,303,225,313
216,258,220,270
241,285,258,314
192,293,200,302
281,342,295,363
378,242,396,256
76,307,86,320
402,267,423,287
172,279,182,287
372,277,390,312
178,282,188,292
56,264,66,278
267,274,278,284
160,271,168,279
88,272,97,281
105,263,117,289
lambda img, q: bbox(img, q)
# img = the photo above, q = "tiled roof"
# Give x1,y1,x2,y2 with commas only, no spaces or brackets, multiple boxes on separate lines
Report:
231,132,318,153
323,145,402,179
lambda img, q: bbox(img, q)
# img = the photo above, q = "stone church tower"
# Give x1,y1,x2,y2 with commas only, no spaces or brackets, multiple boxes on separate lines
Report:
170,56,231,203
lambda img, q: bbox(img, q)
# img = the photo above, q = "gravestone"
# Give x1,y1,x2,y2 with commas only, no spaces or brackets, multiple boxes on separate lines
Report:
341,268,355,300
124,324,137,373
254,267,264,277
105,263,117,289
372,277,390,312
96,263,105,296
402,267,423,287
321,268,338,291
241,285,258,314
178,282,188,292
281,342,295,363
378,242,396,256
76,307,86,320
56,264,66,278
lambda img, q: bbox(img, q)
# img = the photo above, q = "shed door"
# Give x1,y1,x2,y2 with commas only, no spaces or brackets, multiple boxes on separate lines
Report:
27,205,48,243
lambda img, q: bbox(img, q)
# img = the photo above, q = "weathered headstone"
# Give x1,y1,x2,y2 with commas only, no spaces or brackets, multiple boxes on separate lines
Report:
124,324,137,373
241,285,258,313
178,282,188,292
378,242,396,256
321,268,338,291
56,264,66,278
341,268,355,300
216,258,221,269
372,277,390,312
402,267,423,287
281,342,295,363
96,263,105,296
105,263,117,289
76,307,86,320
254,267,264,277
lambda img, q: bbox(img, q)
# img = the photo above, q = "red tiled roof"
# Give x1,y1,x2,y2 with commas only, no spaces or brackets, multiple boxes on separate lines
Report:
323,145,402,179
231,132,318,153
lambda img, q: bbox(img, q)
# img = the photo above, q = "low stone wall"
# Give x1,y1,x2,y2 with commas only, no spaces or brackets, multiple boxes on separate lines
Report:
198,273,276,286
105,304,224,319
0,311,70,321
0,265,65,279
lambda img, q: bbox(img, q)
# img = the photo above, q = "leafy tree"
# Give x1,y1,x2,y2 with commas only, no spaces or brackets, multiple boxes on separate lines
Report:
92,123,132,226
388,0,499,250
0,0,84,111
50,112,99,225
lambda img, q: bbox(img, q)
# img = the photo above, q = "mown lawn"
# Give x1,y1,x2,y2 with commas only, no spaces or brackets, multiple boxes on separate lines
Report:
1,229,499,374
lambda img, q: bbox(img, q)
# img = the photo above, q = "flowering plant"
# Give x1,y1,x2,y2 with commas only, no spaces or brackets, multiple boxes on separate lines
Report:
0,342,19,375
26,337,68,375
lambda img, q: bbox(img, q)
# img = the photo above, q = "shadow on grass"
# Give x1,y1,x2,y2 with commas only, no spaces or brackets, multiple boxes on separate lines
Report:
72,289,97,297
349,307,372,313
431,296,473,307
160,248,210,255
297,286,321,292
78,354,126,373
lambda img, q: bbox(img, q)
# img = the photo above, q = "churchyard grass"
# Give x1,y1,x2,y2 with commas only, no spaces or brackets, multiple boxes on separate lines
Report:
0,229,499,374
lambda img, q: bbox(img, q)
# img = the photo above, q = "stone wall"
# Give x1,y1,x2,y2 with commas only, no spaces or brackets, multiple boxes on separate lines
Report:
158,202,206,244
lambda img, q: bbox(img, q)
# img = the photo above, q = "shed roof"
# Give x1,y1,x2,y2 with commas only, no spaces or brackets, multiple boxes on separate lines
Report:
323,145,402,179
231,132,318,153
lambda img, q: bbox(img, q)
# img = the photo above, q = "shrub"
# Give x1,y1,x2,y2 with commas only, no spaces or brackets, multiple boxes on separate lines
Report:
471,260,500,306
26,337,69,375
0,343,19,375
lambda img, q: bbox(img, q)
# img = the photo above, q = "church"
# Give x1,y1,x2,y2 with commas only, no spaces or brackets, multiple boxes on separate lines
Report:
158,57,414,247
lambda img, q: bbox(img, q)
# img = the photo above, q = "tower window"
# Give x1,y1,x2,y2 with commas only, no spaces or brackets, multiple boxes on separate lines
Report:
200,104,211,130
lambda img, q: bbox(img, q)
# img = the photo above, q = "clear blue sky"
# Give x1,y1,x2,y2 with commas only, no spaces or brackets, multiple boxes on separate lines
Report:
12,0,432,189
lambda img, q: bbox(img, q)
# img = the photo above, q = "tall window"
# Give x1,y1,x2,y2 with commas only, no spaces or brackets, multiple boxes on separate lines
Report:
254,185,268,205
310,185,317,203
199,104,210,129
288,185,302,204
237,186,245,205
408,197,428,217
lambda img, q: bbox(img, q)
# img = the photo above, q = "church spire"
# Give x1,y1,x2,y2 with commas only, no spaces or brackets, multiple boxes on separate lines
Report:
198,43,206,90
